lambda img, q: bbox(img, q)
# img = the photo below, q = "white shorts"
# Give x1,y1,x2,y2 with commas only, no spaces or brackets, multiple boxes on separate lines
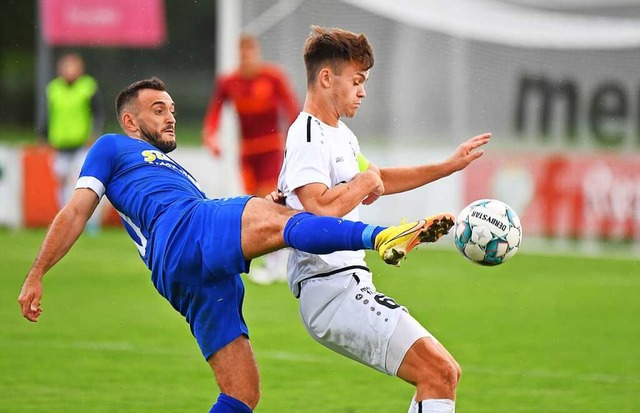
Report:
298,269,434,375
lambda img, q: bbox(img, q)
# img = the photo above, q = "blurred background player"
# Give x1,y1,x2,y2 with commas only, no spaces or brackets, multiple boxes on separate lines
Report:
202,34,300,284
38,52,105,233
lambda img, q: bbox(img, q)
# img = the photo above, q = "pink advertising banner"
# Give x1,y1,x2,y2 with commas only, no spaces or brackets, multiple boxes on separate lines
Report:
41,0,166,47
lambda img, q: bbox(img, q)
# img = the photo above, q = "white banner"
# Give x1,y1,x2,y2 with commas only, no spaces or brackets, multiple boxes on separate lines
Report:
0,146,22,228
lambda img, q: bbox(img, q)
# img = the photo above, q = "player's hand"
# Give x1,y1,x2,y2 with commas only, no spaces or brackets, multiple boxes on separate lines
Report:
18,275,44,322
447,132,491,172
206,141,222,157
362,193,380,205
266,190,286,205
357,170,384,205
202,133,222,157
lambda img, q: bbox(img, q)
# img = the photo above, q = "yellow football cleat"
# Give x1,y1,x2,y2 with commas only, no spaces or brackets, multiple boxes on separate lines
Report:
374,212,455,266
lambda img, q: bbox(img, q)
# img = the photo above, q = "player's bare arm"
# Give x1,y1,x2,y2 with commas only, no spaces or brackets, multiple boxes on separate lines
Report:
377,132,491,195
201,90,224,157
18,188,99,322
203,132,222,157
295,170,383,217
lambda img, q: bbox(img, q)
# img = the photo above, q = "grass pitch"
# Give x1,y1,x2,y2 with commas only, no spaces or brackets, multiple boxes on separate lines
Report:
1,228,639,412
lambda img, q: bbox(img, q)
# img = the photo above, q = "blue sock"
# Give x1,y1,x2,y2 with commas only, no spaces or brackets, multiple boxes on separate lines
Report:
209,393,252,413
283,212,385,253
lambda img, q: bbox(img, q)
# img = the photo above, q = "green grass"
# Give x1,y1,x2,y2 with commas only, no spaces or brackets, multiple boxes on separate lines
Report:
1,228,639,412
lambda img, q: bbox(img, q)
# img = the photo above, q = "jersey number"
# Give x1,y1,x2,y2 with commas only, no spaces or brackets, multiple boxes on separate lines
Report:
374,293,400,309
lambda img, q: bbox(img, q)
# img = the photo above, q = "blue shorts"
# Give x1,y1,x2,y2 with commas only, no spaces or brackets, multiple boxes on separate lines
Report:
166,274,248,360
159,196,252,285
154,195,253,359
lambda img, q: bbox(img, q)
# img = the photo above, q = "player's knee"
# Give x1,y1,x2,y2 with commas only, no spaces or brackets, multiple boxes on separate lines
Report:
435,353,462,385
435,357,460,393
413,349,460,394
454,359,462,384
445,358,462,387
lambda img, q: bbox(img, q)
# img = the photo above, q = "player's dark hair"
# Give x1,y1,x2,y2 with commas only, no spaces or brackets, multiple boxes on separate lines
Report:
303,25,374,86
115,77,167,122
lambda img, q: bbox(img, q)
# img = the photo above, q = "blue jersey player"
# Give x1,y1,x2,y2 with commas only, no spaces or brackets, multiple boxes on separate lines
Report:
18,77,455,413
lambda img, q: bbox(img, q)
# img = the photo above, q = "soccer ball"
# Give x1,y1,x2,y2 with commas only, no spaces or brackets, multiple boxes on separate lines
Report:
453,199,522,266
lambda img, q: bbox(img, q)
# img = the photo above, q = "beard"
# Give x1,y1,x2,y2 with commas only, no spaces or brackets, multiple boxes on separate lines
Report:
140,125,177,153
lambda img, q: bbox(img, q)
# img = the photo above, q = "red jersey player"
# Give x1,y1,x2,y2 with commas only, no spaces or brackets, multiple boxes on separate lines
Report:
203,34,300,284
202,34,300,197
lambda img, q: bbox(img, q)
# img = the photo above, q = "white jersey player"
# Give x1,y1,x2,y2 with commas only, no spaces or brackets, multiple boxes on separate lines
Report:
277,26,492,412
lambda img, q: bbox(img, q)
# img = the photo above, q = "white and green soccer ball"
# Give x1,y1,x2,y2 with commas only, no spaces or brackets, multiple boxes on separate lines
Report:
453,199,522,266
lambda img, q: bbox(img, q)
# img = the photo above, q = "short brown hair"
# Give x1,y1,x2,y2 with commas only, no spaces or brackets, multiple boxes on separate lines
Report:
115,77,166,124
303,26,374,86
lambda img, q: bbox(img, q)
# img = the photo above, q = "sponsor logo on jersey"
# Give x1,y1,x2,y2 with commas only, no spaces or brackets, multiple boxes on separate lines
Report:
141,149,202,190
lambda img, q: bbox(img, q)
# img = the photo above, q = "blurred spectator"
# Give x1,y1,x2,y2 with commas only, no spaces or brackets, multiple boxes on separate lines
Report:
38,52,105,232
202,34,300,284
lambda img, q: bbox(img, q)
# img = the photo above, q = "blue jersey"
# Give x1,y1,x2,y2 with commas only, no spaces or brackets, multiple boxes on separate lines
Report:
77,134,249,285
78,133,252,359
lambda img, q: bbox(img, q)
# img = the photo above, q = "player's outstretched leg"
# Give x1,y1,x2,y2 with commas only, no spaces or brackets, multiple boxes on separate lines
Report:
282,211,454,266
374,213,455,266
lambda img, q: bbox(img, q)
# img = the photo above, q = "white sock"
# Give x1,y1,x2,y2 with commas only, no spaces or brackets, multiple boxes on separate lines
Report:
408,399,455,413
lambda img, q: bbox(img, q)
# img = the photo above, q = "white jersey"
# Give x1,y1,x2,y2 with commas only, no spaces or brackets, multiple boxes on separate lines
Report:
278,112,367,297
279,113,433,377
